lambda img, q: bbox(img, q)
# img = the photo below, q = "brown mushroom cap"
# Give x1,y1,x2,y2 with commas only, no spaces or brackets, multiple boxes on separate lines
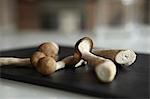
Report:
38,42,59,59
37,57,56,75
30,51,46,67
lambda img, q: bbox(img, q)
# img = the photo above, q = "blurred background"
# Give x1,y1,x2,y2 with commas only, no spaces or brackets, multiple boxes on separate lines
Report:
0,0,150,53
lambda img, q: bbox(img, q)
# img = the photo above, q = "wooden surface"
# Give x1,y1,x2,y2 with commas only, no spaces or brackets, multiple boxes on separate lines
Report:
0,46,149,98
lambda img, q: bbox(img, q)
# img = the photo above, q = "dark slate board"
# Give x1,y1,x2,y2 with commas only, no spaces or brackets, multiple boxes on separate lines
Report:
0,46,149,98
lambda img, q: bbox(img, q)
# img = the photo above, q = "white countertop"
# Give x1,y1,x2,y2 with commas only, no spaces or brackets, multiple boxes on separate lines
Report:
0,31,150,53
0,29,149,98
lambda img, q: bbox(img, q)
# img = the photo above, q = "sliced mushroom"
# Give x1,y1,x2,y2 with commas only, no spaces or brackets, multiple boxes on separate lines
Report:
93,49,136,66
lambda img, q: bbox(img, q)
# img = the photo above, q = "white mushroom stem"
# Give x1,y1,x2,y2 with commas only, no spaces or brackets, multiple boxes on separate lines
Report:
93,49,136,66
55,61,66,70
82,52,116,82
77,38,116,82
0,57,30,66
56,55,80,70
75,59,87,67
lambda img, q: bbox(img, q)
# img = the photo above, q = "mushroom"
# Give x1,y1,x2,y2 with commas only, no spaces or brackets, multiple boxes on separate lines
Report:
35,40,85,75
75,37,116,82
93,49,136,66
0,42,59,75
34,40,85,75
0,41,82,75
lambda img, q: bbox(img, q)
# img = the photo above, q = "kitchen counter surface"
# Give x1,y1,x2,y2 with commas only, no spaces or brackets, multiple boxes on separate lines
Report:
0,32,150,53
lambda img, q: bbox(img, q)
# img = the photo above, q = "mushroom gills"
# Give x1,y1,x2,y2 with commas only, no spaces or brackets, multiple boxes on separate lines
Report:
78,39,92,53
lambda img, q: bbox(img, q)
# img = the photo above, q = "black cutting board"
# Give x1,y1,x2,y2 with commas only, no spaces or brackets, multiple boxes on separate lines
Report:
0,46,149,98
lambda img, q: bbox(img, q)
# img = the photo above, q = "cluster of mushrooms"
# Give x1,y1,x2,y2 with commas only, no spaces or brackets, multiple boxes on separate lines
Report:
0,37,136,83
